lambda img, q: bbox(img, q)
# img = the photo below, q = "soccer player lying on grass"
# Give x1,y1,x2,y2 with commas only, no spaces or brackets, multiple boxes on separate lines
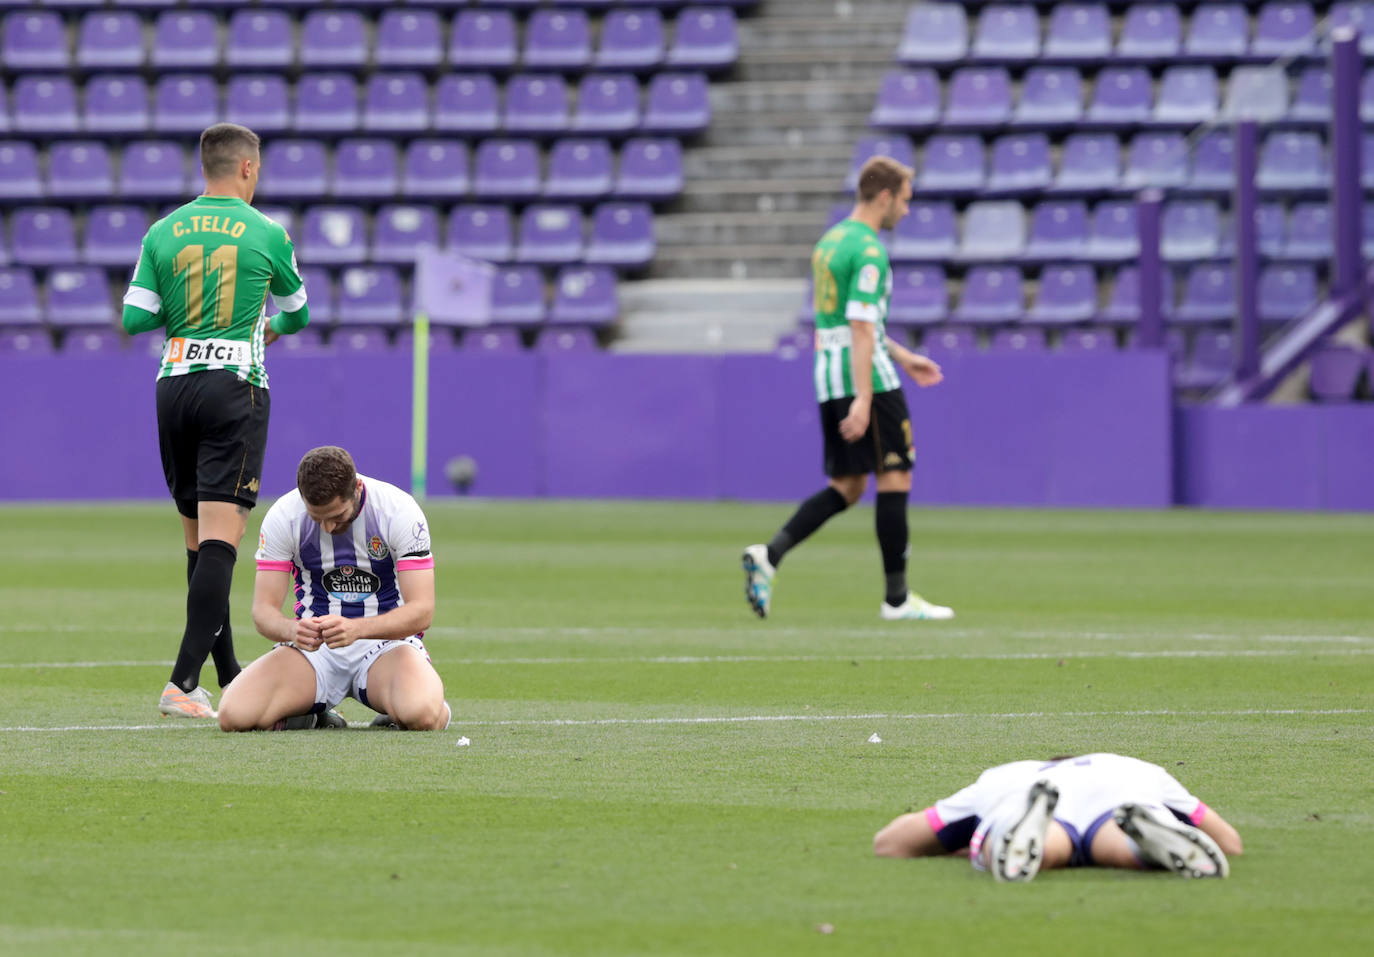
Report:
873,753,1243,882
217,446,450,732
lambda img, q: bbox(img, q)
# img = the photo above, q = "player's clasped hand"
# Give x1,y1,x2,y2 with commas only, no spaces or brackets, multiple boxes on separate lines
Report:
313,614,363,649
293,617,324,652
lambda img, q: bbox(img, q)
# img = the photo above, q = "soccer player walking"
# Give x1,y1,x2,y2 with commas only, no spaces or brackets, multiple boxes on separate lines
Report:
743,156,952,621
121,123,310,718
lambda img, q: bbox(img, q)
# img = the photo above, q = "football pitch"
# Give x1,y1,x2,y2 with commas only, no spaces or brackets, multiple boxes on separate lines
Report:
1,500,1370,956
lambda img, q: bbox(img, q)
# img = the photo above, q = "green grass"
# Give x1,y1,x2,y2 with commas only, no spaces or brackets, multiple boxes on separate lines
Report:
1,501,1371,956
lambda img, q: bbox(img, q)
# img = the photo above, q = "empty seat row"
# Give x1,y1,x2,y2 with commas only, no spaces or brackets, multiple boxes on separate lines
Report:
0,201,657,268
0,71,712,137
900,2,1371,65
849,129,1344,196
0,7,739,73
871,64,1345,130
0,137,684,202
0,262,621,329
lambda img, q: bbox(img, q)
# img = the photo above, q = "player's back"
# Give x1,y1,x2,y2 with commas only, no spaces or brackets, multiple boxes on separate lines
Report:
811,219,884,332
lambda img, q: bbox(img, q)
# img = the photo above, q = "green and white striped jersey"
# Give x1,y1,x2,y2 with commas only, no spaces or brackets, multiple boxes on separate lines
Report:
123,195,306,388
809,218,901,403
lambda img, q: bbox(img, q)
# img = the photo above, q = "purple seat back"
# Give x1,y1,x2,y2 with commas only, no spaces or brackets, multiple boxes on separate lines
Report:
1089,201,1140,259
1089,68,1152,123
516,203,585,265
1186,4,1250,58
954,265,1024,324
153,11,217,70
226,75,290,134
1257,264,1317,323
550,265,618,325
574,73,641,134
536,326,599,352
450,10,518,69
988,133,1052,191
85,75,150,133
0,266,42,326
891,202,957,260
448,204,514,262
1101,266,1173,325
1027,265,1096,325
899,4,968,63
376,10,443,68
597,9,664,69
546,138,614,199
615,137,682,200
225,10,293,69
78,11,143,69
403,140,470,198
1177,264,1234,323
48,141,113,199
643,73,711,134
1125,132,1188,189
1308,345,1366,401
85,204,148,267
1190,130,1235,189
47,266,112,326
1162,201,1221,261
585,201,655,267
337,265,404,326
301,205,368,265
961,201,1026,258
918,134,984,191
301,10,368,69
923,326,978,355
473,139,542,200
0,140,41,199
1060,328,1117,352
1257,132,1326,190
295,73,359,133
1285,202,1332,258
990,327,1047,351
972,5,1040,59
1024,201,1089,258
504,74,570,134
491,265,548,324
944,67,1013,125
120,141,188,199
258,140,328,200
1118,5,1181,58
364,73,429,133
333,139,400,199
871,69,941,128
13,76,79,133
297,267,334,325
888,265,947,325
668,6,739,69
1044,4,1111,59
153,74,217,133
1253,2,1317,58
435,74,500,134
1055,133,1120,190
10,207,78,266
1155,67,1219,123
1014,67,1083,124
462,327,524,353
3,11,67,70
524,9,592,69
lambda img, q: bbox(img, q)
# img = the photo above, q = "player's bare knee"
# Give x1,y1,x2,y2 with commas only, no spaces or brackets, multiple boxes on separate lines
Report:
395,698,447,731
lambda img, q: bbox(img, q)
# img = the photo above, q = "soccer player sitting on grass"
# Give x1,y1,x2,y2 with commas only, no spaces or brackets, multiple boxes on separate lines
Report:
217,446,450,732
873,752,1243,882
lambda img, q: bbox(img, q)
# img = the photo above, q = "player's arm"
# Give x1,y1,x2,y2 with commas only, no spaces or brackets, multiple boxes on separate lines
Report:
121,234,164,335
884,335,944,387
267,225,309,336
839,253,886,441
314,568,435,647
873,811,951,858
251,568,323,650
1193,806,1243,856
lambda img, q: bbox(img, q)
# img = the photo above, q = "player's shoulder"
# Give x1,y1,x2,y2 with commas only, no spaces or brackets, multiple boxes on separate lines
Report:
262,487,306,523
362,474,425,516
244,205,292,242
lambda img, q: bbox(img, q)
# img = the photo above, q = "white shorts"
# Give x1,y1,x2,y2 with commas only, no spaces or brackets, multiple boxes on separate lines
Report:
281,635,430,712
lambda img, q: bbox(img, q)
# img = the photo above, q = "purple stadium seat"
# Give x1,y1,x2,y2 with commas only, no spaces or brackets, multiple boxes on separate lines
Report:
3,12,67,70
1124,132,1188,189
448,204,515,262
524,9,592,70
364,73,430,133
1024,201,1089,259
13,77,79,134
1176,264,1234,323
272,326,332,357
1252,3,1317,58
295,73,359,134
301,11,367,70
225,10,293,69
491,265,548,324
11,207,79,266
257,140,328,200
1257,132,1326,190
1101,266,1173,325
585,201,654,267
297,267,334,326
1163,201,1221,261
473,139,542,200
395,326,457,355
1060,328,1117,351
1189,129,1235,190
504,74,570,135
0,327,53,355
77,12,143,69
545,138,614,199
332,327,392,354
84,205,147,267
642,73,711,134
47,267,112,326
0,141,41,200
434,75,501,134
1013,67,1083,125
1330,2,1374,54
1054,133,1120,191
375,9,443,69
899,4,968,64
62,328,125,357
1155,67,1219,124
954,266,1023,324
1226,66,1289,122
573,74,642,134
845,135,916,190
1117,4,1182,59
119,141,188,199
597,9,664,70
972,5,1040,60
516,203,584,264
1026,265,1096,325
1176,330,1235,390
870,70,941,129
961,201,1026,259
1088,68,1152,125
450,10,518,70
1308,345,1365,401
152,11,217,70
1290,67,1332,123
990,327,1047,351
48,142,113,199
1285,202,1333,259
153,74,217,134
256,205,296,240
536,326,599,352
1045,4,1111,59
333,139,399,199
1257,264,1317,324
550,265,617,325
891,202,957,260
84,75,149,133
918,134,984,192
1088,201,1140,260
987,134,1052,192
225,75,290,135
337,266,404,326
301,206,367,266
668,7,739,70
0,267,42,326
1221,201,1283,258
943,67,1012,126
922,326,978,355
1186,4,1249,58
403,140,470,199
888,265,948,326
615,137,683,200
462,327,524,353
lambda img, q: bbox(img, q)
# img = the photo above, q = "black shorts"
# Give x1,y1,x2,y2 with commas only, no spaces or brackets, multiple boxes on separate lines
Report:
156,370,270,519
819,389,914,479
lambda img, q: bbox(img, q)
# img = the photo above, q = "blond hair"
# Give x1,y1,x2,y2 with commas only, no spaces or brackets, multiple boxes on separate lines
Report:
855,156,914,203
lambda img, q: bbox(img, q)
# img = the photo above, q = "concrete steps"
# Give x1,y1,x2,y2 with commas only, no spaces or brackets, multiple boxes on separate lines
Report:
683,143,854,182
656,210,832,248
671,176,844,215
648,243,816,280
614,277,806,352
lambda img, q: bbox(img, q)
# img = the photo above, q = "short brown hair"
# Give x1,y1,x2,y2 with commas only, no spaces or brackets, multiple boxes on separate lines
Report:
200,123,260,180
297,446,357,506
855,156,914,203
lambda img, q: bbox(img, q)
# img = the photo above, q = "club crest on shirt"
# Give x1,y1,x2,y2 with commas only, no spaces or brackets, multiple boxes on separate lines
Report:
367,535,389,561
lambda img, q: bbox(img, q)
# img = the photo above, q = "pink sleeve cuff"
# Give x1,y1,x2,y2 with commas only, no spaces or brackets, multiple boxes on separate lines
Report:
256,560,294,572
1189,801,1209,826
396,557,435,571
923,806,945,832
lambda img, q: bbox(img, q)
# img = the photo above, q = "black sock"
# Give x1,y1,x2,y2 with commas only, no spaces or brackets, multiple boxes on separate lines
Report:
170,539,237,693
768,486,848,567
876,491,909,606
187,549,241,688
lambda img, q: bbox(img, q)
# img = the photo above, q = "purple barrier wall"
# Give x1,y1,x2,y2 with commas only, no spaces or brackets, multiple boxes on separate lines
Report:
1,348,1178,507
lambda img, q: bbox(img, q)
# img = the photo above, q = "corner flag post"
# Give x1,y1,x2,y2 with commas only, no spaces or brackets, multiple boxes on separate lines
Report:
410,308,430,499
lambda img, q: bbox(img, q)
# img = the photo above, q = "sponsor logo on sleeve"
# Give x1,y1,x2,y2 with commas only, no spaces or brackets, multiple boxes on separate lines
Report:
402,519,432,559
857,264,881,295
